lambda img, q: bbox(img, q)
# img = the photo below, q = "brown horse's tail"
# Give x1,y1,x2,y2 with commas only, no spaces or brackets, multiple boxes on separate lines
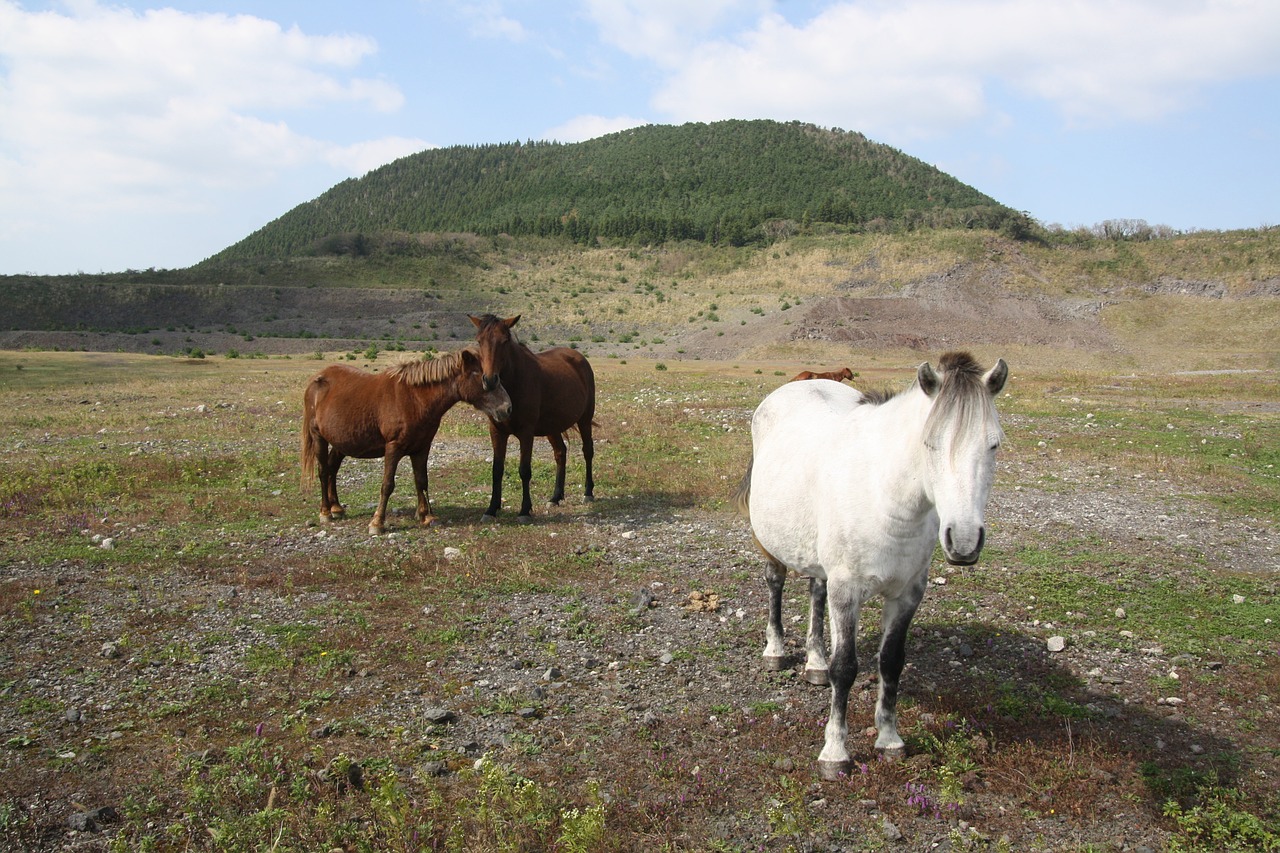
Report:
731,456,753,517
300,375,323,488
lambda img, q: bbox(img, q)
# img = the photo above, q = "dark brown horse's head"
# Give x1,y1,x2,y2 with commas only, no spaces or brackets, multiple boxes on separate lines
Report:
469,313,520,392
458,348,512,422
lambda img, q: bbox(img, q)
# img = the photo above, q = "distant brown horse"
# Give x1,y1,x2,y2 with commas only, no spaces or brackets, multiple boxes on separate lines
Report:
301,348,512,534
470,314,596,521
790,366,855,383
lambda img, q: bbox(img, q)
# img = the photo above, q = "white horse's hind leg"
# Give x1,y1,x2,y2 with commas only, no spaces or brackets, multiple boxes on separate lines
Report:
803,577,830,685
762,558,788,669
873,582,926,759
818,579,861,780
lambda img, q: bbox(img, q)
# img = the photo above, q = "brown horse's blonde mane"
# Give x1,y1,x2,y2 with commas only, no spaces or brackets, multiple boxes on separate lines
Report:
387,347,475,386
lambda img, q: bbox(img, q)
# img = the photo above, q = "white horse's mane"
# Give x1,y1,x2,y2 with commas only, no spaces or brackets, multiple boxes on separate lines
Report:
922,352,1004,454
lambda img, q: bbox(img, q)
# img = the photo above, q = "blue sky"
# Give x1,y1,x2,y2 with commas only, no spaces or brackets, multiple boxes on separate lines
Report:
2,0,1278,274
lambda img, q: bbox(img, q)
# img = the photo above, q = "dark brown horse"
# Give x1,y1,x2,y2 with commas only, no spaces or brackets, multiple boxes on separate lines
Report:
790,366,855,383
301,348,512,534
469,314,596,520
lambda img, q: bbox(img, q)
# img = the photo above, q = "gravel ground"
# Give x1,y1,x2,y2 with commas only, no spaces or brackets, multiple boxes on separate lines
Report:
3,424,1276,850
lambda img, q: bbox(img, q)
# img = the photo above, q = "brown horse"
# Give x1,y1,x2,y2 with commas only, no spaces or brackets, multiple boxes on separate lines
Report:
469,314,596,520
300,348,512,534
790,366,855,383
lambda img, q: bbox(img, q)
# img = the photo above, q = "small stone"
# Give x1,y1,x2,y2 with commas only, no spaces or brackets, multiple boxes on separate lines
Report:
629,588,654,615
1232,594,1246,604
100,538,115,550
65,708,82,723
1046,636,1067,653
443,547,461,561
881,818,903,842
659,652,674,665
100,642,120,659
621,530,637,540
424,707,456,724
1115,607,1127,619
67,806,119,833
542,667,561,681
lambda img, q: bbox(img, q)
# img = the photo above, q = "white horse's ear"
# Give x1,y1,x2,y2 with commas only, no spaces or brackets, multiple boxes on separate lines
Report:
917,361,940,397
983,358,1009,396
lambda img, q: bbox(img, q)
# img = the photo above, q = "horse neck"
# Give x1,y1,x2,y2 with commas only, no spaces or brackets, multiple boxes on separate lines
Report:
500,343,537,396
407,375,462,414
862,389,936,511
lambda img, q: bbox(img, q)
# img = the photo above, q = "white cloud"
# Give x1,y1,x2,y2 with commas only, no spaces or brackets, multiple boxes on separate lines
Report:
455,0,529,42
0,1,423,223
583,0,770,66
623,0,1280,139
327,137,435,175
542,114,650,143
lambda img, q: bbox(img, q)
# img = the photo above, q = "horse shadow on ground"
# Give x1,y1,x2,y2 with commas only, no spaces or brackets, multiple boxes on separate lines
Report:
762,615,1255,821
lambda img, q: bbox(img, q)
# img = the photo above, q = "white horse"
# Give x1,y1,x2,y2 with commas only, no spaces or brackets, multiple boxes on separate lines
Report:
734,351,1008,780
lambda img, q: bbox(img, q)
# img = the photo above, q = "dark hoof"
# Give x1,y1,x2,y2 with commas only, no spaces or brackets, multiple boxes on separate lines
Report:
480,514,498,524
547,499,562,506
803,668,830,686
584,494,595,502
818,759,853,781
763,654,788,672
876,746,906,763
516,514,534,525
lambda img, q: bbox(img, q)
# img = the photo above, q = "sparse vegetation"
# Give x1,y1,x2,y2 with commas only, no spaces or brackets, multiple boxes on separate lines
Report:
0,351,1276,851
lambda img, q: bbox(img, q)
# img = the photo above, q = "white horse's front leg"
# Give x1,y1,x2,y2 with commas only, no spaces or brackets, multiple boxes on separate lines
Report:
873,584,925,759
818,580,861,780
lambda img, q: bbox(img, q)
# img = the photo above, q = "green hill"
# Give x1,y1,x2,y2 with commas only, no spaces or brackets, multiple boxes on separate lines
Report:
206,119,1024,262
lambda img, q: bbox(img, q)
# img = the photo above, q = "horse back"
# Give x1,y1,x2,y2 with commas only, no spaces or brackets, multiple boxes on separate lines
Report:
307,366,419,456
512,346,595,434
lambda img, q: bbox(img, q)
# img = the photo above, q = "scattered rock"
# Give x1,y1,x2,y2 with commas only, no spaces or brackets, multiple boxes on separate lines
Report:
424,707,457,724
1046,636,1067,653
629,588,655,615
67,806,119,833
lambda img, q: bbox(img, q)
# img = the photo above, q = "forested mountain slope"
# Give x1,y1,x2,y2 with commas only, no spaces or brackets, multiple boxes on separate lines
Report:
207,120,1022,262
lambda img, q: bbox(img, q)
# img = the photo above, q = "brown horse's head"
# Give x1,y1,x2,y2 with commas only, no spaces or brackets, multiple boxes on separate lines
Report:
458,348,512,422
469,313,520,392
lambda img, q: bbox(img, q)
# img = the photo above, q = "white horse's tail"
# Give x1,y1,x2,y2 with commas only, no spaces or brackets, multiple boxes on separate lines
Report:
731,456,753,517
